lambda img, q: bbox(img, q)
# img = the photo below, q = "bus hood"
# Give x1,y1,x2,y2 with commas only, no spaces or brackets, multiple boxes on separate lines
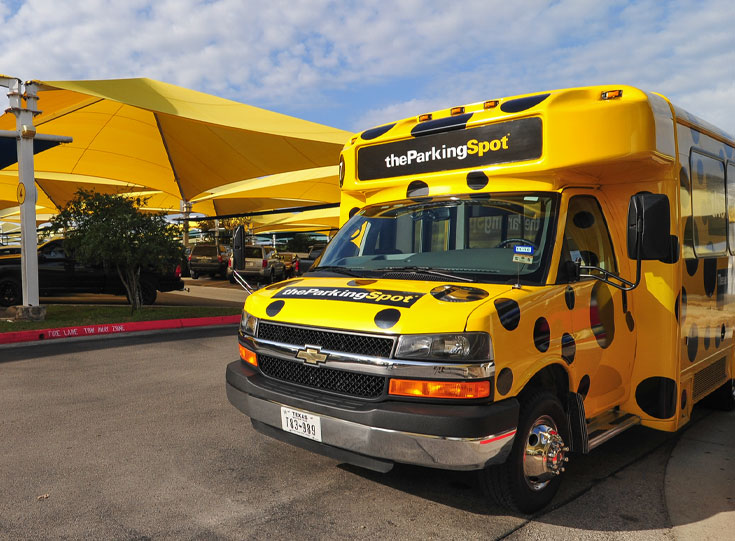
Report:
244,276,518,334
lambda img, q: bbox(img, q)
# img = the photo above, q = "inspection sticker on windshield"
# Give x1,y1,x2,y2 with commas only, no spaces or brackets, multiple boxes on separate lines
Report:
274,286,424,307
512,245,534,264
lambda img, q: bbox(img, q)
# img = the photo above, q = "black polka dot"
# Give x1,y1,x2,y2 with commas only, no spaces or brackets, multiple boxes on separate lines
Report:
721,324,726,341
577,375,590,398
675,293,680,322
348,279,377,286
681,288,687,322
466,171,488,190
406,180,429,198
685,257,698,277
704,328,710,350
349,207,360,218
590,282,615,349
626,312,635,332
361,123,396,140
573,211,595,229
431,285,488,302
266,300,285,317
687,325,698,362
533,317,550,352
565,286,575,310
500,93,550,113
496,368,513,395
681,389,687,410
635,377,677,419
374,308,401,329
561,333,576,364
679,167,689,189
495,298,520,331
703,258,717,297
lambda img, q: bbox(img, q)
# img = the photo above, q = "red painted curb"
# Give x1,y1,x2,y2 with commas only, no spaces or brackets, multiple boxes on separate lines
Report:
0,315,240,345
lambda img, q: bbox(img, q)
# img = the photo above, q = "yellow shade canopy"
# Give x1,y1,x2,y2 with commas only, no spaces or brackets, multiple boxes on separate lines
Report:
0,78,350,204
250,206,339,234
0,173,57,211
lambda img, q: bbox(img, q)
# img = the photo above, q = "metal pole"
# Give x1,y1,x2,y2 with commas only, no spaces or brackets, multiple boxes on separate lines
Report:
7,79,41,306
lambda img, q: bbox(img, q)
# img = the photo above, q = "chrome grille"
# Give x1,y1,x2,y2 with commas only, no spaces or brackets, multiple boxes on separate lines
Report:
258,355,386,398
257,322,394,358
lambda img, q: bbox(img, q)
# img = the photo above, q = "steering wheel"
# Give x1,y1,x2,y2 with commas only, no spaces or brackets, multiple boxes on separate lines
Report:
496,238,538,250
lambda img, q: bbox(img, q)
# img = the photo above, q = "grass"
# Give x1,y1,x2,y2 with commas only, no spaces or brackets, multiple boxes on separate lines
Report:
0,305,240,332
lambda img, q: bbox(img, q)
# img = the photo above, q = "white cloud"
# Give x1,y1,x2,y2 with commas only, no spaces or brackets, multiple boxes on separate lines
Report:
0,0,732,134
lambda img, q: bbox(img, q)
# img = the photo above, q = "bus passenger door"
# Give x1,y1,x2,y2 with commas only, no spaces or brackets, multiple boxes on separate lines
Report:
557,193,637,418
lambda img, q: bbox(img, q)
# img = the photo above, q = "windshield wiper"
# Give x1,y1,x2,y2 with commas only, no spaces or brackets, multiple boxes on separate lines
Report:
379,266,475,282
310,265,364,277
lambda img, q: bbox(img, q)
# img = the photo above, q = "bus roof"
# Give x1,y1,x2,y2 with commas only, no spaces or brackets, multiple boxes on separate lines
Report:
339,85,733,206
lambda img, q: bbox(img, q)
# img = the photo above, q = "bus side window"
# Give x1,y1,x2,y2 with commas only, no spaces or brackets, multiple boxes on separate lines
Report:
557,196,617,283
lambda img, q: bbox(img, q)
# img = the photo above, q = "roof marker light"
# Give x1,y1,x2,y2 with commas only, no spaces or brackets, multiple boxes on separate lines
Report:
418,113,433,122
450,106,465,116
484,100,499,109
601,89,623,100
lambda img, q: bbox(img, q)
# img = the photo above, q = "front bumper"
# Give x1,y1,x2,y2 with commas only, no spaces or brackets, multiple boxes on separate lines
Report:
226,360,518,472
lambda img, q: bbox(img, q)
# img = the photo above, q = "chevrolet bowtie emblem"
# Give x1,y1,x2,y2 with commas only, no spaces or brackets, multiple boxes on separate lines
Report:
296,346,328,365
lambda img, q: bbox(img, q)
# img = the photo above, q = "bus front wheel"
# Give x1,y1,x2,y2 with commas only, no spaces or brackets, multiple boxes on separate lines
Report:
480,390,569,514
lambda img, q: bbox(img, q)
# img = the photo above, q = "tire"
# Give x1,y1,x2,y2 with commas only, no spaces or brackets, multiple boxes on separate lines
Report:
191,271,199,279
480,390,569,514
140,282,157,305
701,379,735,411
0,277,21,307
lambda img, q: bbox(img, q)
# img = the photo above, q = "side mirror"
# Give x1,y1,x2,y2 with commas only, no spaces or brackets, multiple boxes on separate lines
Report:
233,225,244,270
627,194,671,260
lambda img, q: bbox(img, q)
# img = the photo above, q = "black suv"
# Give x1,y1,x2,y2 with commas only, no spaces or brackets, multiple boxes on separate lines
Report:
0,239,184,306
187,243,230,279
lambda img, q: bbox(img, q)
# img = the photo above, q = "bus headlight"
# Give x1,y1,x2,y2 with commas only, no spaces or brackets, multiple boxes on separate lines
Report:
239,310,258,336
395,332,492,361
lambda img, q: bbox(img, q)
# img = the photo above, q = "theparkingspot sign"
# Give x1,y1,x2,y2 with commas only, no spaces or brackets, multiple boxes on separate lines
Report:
357,117,542,180
274,286,424,307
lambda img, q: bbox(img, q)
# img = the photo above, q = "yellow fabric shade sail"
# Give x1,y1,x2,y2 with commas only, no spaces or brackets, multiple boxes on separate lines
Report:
0,78,350,206
249,206,339,234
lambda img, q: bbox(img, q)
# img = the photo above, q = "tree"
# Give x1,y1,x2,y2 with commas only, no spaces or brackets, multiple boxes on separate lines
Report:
51,190,184,312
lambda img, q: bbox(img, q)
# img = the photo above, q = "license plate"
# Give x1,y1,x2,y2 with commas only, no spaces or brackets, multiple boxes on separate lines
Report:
246,261,256,267
281,407,322,442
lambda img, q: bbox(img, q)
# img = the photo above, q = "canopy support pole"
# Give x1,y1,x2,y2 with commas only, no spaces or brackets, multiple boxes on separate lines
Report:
0,78,71,311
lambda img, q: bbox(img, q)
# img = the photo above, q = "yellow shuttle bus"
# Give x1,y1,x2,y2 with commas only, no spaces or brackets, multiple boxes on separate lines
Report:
226,85,735,513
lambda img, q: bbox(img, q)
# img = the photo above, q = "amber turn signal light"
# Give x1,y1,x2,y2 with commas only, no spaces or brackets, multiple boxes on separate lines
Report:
450,106,465,115
601,89,623,100
239,344,258,367
389,379,490,399
418,113,433,122
484,100,499,109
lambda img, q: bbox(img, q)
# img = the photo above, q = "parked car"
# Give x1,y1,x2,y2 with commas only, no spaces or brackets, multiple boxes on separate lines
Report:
0,246,21,256
298,244,326,274
227,245,285,284
277,252,300,278
0,239,184,306
187,243,230,279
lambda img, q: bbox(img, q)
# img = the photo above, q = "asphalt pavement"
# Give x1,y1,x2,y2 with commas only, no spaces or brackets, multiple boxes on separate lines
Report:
1,278,733,539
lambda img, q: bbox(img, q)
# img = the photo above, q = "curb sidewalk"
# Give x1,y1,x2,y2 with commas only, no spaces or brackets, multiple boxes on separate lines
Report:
0,315,240,347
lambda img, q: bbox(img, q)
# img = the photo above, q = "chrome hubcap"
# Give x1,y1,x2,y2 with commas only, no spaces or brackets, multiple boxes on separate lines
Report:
522,415,569,490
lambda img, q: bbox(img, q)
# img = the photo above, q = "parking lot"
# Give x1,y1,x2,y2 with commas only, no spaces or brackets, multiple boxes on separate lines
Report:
3,327,716,540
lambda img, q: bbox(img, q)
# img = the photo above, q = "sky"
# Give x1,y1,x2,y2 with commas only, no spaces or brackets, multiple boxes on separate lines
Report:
0,0,733,134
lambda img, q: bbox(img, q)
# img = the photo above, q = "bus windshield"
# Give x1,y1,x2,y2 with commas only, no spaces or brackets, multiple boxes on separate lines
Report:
313,193,559,284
